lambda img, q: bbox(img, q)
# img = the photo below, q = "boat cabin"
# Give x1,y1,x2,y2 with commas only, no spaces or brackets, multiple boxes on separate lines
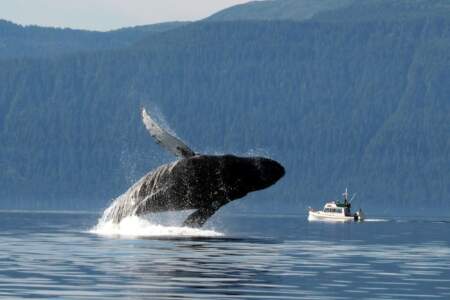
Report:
323,202,352,217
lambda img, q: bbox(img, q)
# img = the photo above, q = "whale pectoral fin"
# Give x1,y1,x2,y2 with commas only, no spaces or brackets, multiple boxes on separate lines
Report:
182,206,219,228
142,108,196,158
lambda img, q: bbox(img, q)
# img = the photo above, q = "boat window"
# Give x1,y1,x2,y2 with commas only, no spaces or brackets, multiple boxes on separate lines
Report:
336,208,342,214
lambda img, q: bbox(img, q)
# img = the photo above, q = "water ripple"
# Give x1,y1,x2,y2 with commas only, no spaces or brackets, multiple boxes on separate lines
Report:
0,212,450,299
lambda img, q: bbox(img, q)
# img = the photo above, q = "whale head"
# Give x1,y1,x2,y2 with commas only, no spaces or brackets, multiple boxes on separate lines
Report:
223,155,285,193
178,155,285,202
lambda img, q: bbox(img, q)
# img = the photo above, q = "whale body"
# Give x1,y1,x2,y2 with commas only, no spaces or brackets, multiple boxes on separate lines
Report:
102,109,285,227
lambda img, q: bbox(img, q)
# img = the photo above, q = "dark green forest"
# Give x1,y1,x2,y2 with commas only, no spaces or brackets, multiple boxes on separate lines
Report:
0,19,188,59
207,0,353,22
0,0,449,215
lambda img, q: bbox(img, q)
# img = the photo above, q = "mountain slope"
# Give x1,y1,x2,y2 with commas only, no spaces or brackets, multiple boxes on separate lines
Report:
207,0,354,22
0,1,449,214
0,20,188,59
207,0,450,22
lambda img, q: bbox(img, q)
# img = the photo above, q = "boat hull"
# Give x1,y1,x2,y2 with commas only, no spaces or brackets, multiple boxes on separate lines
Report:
308,210,362,222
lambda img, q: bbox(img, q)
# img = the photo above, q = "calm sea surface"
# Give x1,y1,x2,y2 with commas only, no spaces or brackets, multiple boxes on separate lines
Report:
0,211,449,299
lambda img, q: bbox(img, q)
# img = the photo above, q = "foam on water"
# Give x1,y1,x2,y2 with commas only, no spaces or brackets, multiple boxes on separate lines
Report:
90,215,224,238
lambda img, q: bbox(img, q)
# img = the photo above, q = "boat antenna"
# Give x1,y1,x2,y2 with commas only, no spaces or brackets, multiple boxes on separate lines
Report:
342,188,349,201
349,193,357,203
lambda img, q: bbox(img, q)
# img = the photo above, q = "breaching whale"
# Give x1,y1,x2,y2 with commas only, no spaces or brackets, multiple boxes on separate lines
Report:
102,108,285,227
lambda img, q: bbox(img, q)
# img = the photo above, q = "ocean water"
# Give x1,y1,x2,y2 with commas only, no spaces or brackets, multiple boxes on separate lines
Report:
1,211,449,299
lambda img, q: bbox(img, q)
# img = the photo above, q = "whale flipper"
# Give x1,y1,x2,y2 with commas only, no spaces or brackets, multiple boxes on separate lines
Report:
142,108,195,158
182,206,219,228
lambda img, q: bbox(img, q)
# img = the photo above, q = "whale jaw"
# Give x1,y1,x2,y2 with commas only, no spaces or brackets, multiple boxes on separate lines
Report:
250,157,285,191
179,155,285,227
216,155,285,195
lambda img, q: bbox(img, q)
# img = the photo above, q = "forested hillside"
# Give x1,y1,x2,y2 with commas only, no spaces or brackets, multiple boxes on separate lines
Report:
207,0,353,21
0,0,449,215
0,19,187,59
208,0,450,22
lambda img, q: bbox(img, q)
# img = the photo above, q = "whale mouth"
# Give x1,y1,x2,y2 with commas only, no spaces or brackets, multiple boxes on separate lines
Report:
232,157,286,191
254,157,285,188
269,160,285,181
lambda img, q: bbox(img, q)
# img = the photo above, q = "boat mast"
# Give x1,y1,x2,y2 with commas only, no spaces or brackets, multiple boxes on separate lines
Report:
342,188,349,202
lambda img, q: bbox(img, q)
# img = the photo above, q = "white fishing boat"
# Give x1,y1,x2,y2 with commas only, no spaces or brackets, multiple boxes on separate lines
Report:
308,189,365,222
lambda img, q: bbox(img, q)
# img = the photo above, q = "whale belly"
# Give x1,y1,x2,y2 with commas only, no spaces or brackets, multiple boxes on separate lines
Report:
102,161,185,223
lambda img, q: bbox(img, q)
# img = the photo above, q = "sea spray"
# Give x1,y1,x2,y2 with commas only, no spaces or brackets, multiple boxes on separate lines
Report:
90,215,223,238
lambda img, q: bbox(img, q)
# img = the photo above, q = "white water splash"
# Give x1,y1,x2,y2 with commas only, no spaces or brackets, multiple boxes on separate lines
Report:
90,215,223,238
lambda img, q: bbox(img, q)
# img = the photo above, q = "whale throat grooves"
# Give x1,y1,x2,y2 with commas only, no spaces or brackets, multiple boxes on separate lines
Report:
101,161,179,223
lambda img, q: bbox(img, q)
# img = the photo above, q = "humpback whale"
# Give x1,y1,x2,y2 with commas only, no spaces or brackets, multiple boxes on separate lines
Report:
103,108,285,227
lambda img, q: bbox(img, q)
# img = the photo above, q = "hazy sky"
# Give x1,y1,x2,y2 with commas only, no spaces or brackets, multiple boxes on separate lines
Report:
0,0,253,31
